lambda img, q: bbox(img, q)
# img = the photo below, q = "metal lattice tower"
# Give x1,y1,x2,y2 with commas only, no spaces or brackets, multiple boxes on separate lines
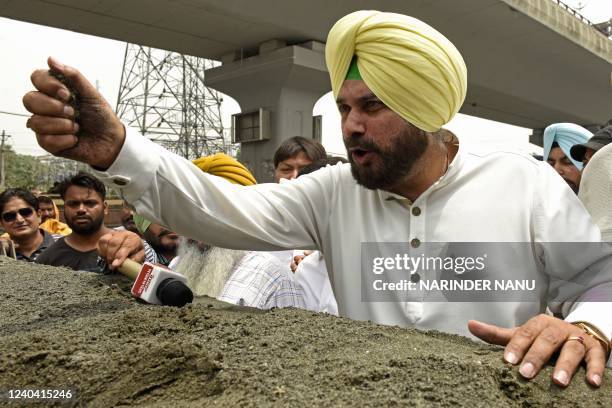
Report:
116,44,234,159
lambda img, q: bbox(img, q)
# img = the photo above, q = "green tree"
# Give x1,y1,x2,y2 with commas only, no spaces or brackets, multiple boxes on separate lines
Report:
2,146,50,191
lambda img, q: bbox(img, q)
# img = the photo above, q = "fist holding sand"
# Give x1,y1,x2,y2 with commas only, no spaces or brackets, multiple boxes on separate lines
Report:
22,57,125,169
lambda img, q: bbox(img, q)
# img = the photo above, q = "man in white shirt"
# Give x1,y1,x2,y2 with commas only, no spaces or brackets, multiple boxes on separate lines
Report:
23,10,611,388
289,157,349,316
121,152,305,310
579,142,612,242
170,239,305,310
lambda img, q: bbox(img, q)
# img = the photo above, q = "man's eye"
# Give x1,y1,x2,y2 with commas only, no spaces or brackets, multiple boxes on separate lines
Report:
364,100,383,111
337,104,350,114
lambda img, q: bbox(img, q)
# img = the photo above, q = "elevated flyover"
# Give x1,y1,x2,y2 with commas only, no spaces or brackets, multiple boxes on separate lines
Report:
1,0,610,178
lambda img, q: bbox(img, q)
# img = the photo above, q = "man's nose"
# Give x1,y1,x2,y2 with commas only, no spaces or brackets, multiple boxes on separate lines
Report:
342,109,366,137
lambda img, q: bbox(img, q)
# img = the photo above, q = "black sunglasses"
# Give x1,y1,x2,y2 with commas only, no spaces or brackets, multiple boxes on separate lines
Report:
1,207,35,223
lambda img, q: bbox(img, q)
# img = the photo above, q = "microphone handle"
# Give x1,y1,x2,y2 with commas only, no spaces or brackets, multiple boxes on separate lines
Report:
117,258,141,281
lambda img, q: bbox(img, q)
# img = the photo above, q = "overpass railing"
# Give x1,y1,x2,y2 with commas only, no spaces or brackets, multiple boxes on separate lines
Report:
550,0,611,38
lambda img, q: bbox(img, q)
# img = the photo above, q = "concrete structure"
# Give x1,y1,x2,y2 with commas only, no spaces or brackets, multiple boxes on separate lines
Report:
1,0,610,179
205,41,329,178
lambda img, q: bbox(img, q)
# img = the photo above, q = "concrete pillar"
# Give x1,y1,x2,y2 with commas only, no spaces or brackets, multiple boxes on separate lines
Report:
530,128,544,147
205,41,330,182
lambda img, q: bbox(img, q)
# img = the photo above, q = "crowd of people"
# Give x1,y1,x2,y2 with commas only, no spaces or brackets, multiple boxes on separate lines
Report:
10,9,612,388
0,138,343,313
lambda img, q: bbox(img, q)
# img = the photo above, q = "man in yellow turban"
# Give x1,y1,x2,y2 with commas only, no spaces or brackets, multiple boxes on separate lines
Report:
325,10,467,193
24,10,612,388
191,153,256,186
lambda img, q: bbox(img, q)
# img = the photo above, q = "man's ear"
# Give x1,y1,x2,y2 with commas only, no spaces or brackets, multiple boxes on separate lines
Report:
103,201,109,215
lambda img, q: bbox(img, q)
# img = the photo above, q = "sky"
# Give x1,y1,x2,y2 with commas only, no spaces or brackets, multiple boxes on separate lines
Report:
0,0,610,157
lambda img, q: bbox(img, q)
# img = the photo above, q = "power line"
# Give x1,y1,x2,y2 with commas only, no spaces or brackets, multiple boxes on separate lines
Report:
0,110,29,118
116,44,234,159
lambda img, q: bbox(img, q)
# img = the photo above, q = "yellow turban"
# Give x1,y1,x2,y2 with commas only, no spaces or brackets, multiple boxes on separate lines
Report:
326,10,467,132
192,153,257,186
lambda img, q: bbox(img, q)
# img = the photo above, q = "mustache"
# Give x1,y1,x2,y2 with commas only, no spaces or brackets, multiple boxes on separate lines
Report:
345,135,382,154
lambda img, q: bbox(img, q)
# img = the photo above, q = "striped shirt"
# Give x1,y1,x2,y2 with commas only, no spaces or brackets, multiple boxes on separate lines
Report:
219,251,305,310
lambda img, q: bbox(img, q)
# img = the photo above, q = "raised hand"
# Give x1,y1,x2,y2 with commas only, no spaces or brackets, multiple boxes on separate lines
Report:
22,57,125,169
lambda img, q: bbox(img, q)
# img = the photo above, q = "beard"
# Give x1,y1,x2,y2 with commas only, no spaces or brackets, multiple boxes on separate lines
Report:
67,214,104,235
345,124,430,191
173,240,246,298
145,230,178,256
159,234,179,256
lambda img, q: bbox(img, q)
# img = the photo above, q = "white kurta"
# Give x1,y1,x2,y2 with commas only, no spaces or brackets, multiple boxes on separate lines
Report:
94,130,612,365
294,251,338,316
579,142,612,241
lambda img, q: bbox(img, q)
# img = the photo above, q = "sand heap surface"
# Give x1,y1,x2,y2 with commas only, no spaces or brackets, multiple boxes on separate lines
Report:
0,258,610,407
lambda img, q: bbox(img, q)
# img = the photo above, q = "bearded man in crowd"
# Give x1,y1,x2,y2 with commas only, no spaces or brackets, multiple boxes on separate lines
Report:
101,153,305,309
176,155,304,309
36,172,111,272
170,238,305,310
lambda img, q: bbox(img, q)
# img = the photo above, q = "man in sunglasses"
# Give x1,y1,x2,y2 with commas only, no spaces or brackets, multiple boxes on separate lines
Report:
0,188,59,262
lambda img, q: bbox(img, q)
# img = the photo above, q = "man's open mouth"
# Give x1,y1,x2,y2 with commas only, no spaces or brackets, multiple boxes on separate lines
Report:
350,148,375,164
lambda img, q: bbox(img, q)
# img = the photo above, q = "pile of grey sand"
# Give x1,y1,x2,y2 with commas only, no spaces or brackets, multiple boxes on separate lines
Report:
0,258,610,407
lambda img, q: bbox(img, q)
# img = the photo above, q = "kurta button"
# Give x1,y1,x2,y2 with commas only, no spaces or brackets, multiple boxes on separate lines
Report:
411,238,420,248
412,207,421,216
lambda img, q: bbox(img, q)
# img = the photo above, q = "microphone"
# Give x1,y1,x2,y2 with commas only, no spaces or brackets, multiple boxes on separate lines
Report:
118,259,193,307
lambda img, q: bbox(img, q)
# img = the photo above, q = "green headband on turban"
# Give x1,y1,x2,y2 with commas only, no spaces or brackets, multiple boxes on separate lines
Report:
327,10,468,132
345,57,362,80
